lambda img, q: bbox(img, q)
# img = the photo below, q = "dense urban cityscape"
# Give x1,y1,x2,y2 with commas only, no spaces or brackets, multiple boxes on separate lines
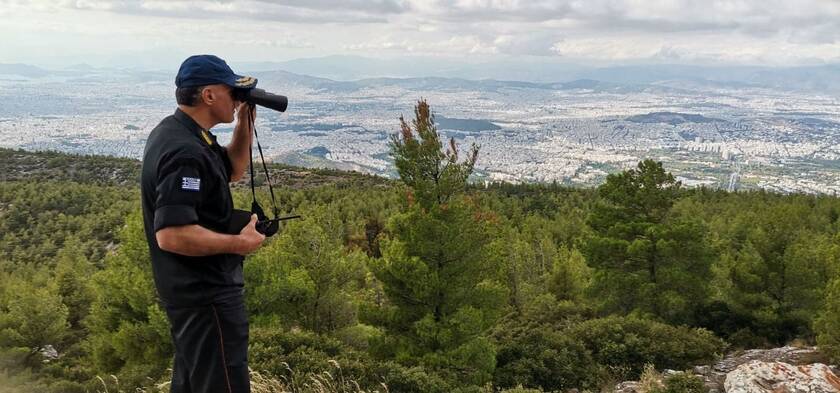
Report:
1,65,839,194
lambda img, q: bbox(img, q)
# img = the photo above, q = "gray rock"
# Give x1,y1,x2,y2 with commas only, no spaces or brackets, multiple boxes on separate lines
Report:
713,346,822,373
724,360,840,392
694,365,711,376
39,344,59,363
614,381,640,393
610,347,829,393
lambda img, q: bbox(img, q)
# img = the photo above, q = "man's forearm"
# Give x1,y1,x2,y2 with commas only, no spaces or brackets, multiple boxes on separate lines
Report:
226,115,252,182
156,224,243,256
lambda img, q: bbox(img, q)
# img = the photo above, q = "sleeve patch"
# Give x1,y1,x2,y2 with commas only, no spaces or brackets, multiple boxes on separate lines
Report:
181,177,201,191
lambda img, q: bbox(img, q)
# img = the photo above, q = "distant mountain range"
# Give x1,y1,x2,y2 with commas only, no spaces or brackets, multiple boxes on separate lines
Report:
0,63,50,78
235,55,840,93
2,56,839,93
248,69,679,96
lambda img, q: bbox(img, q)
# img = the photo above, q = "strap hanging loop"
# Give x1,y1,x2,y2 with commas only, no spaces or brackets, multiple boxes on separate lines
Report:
244,103,300,236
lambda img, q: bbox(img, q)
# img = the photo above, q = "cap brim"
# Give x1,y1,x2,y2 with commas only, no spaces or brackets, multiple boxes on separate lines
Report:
229,74,257,89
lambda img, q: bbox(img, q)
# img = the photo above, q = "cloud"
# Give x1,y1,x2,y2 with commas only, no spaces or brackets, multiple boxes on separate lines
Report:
13,0,396,23
253,0,409,14
491,33,565,56
4,0,840,66
344,31,566,57
550,37,660,61
400,0,840,40
12,0,840,35
409,0,574,23
343,35,498,55
565,0,840,39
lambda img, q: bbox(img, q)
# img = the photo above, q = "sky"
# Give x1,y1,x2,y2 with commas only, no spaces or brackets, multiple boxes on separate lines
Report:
2,0,840,70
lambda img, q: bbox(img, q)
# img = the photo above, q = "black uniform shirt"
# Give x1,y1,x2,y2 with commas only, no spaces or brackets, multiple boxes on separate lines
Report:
141,108,244,307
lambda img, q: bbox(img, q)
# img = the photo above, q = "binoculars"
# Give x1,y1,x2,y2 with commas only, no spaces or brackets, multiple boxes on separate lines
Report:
229,87,298,237
233,88,288,112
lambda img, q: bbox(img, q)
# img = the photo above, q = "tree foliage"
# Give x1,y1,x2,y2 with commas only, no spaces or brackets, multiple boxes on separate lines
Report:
389,99,478,210
246,204,368,333
3,128,840,392
584,160,712,325
816,278,840,363
367,99,504,386
0,276,69,368
84,213,172,387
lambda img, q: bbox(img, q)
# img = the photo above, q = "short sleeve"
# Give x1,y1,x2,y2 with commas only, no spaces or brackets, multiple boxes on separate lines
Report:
153,155,205,232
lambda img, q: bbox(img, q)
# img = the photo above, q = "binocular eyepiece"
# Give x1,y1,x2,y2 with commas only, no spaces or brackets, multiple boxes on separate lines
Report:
233,88,288,112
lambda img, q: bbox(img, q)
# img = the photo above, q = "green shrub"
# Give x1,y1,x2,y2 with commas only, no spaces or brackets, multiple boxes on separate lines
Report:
816,278,840,363
249,326,453,392
374,361,453,393
652,373,707,393
249,326,346,378
493,324,603,391
564,316,725,381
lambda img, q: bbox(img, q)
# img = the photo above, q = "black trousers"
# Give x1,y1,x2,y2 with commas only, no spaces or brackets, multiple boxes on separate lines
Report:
164,295,250,393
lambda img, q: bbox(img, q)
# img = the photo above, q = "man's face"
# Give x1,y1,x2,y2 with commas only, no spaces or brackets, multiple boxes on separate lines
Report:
204,84,242,124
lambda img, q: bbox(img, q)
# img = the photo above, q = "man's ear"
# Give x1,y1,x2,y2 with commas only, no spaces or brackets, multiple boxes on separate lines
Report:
201,86,216,106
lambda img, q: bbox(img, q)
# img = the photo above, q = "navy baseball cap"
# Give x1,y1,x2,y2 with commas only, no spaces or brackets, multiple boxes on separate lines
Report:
175,54,257,89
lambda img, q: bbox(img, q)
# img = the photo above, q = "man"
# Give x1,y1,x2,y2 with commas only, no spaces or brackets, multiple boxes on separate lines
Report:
140,54,265,393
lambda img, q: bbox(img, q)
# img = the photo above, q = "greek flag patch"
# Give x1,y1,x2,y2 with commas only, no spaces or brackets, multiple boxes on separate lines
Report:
181,177,201,191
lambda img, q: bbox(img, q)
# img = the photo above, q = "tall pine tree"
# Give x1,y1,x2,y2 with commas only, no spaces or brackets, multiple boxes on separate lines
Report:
365,99,505,386
583,160,712,325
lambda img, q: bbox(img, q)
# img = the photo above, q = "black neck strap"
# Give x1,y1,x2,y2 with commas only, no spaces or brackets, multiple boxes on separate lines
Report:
247,105,279,218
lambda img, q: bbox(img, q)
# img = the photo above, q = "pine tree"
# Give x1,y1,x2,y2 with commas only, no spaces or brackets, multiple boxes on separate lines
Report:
548,246,592,302
84,213,172,386
711,201,840,343
816,278,840,363
0,276,69,368
389,99,478,210
246,204,366,333
583,160,712,325
365,99,505,386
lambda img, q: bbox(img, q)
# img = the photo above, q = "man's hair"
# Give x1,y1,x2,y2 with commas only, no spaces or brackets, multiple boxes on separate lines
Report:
175,85,208,106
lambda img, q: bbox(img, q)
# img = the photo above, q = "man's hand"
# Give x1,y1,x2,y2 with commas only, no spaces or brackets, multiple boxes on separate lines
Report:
156,219,264,257
235,102,255,129
236,214,266,255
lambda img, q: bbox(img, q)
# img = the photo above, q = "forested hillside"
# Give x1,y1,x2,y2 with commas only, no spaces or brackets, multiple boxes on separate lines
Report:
1,102,840,392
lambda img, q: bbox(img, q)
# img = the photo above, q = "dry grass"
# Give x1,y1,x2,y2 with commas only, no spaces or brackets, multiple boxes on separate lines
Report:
636,364,664,393
96,361,388,393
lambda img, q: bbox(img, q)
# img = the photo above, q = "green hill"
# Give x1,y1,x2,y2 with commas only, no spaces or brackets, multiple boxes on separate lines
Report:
0,147,390,189
1,147,840,393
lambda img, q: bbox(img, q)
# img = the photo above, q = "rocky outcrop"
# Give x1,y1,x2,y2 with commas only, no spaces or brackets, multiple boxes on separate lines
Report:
707,346,832,392
724,361,840,392
613,346,837,393
714,346,827,374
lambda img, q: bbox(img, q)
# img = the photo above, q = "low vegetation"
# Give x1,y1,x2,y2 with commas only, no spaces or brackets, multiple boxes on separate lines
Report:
1,100,839,392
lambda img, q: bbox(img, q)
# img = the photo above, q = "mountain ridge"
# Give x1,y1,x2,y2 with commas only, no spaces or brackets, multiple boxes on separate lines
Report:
5,58,840,92
0,147,390,189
